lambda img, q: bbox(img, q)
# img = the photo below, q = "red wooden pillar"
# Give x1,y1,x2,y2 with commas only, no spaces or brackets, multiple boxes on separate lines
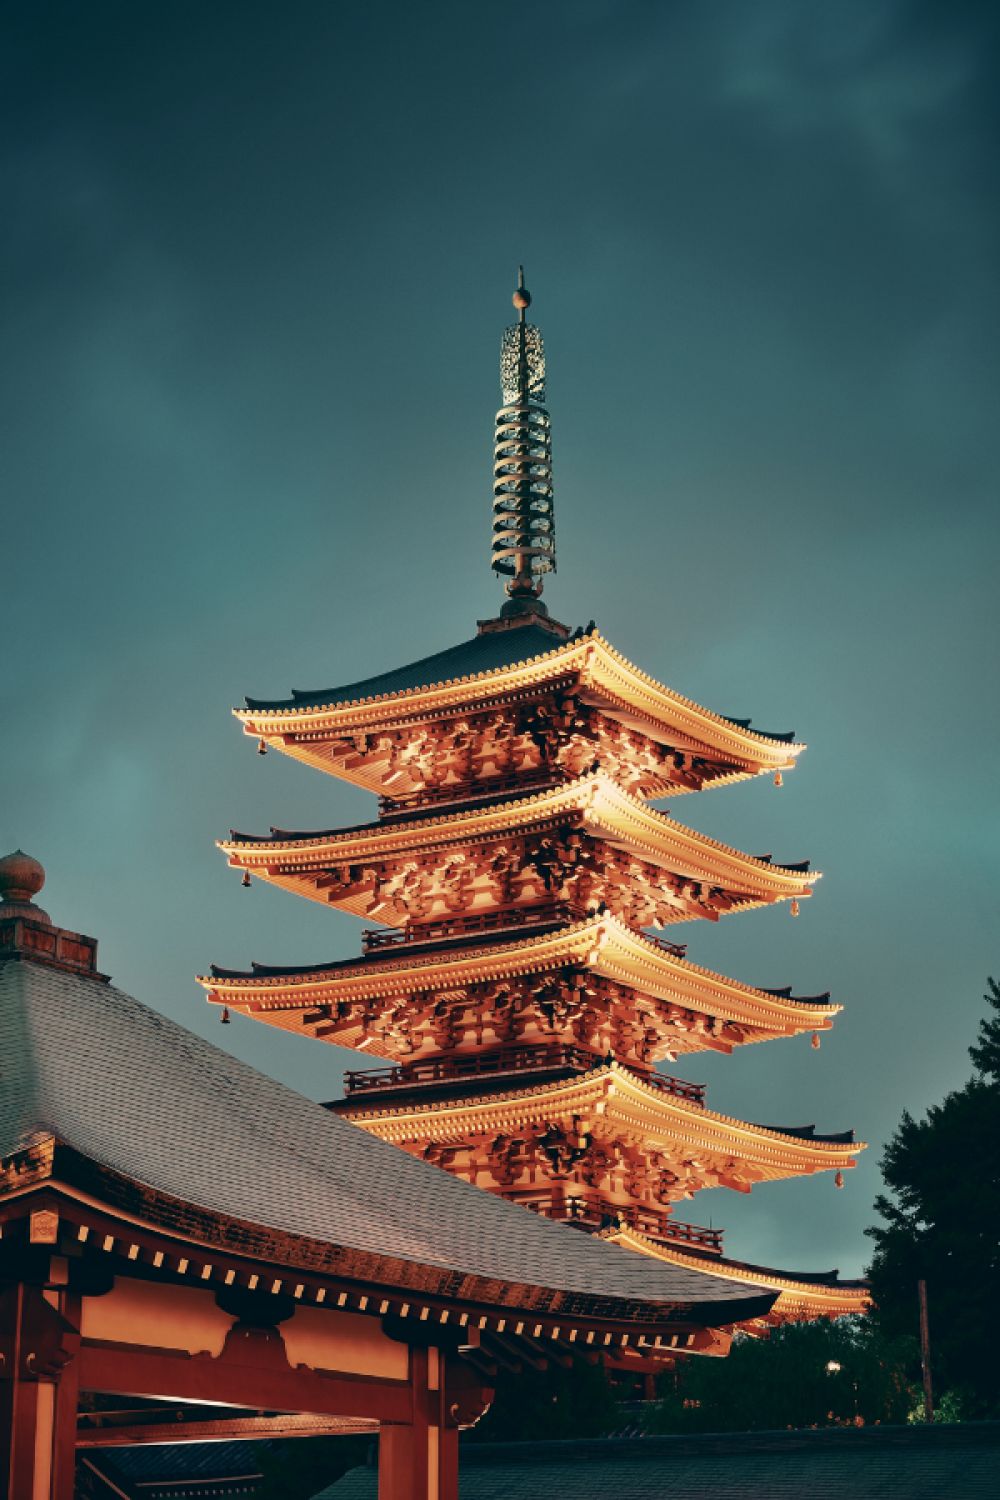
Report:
379,1346,458,1500
0,1282,80,1500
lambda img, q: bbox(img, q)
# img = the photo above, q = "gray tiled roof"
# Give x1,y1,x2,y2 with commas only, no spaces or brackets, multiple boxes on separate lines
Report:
94,1441,261,1484
244,623,575,711
322,1424,1000,1499
0,956,771,1318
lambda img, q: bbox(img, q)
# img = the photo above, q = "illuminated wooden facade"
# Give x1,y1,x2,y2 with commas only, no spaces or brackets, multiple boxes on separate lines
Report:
203,276,867,1329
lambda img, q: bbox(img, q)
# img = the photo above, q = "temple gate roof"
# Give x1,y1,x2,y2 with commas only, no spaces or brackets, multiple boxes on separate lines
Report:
0,855,777,1330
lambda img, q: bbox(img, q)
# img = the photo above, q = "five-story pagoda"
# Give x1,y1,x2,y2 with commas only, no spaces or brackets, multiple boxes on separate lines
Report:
203,272,867,1328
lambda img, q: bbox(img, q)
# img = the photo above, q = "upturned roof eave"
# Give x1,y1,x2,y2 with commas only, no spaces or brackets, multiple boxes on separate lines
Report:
218,773,819,898
197,915,841,1034
604,1226,871,1308
234,629,804,766
339,1063,863,1166
0,1153,779,1335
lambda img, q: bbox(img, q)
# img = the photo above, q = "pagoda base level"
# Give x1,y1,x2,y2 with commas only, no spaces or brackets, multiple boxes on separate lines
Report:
470,1186,867,1327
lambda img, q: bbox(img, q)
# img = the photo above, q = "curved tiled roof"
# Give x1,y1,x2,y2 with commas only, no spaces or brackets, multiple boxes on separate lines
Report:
0,954,774,1322
337,1061,858,1161
620,1238,867,1290
202,918,840,1033
239,623,799,754
245,623,574,711
221,774,816,897
752,1122,855,1145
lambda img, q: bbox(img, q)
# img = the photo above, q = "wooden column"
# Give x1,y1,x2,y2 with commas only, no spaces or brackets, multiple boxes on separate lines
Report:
378,1346,458,1500
0,1281,80,1500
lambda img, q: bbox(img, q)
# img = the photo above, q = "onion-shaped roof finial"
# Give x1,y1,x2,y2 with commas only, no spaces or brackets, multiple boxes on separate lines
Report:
0,849,51,924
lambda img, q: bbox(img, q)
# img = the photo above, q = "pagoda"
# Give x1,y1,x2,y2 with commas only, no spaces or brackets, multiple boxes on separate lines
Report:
203,271,867,1329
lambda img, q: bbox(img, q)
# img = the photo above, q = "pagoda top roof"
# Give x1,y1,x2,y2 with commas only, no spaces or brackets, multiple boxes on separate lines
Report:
0,917,777,1328
238,623,802,771
244,621,576,713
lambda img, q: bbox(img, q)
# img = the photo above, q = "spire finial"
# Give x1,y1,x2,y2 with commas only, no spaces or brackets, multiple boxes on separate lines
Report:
492,270,555,614
513,265,531,323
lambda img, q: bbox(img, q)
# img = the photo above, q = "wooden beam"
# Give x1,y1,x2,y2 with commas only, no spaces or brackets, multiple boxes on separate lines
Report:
487,1333,548,1372
378,1348,459,1500
77,1411,378,1447
78,1339,412,1423
1,1282,80,1500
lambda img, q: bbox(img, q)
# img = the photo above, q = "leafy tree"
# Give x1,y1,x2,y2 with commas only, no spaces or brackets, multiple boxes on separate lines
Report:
866,976,1000,1418
646,1316,915,1433
969,976,1000,1080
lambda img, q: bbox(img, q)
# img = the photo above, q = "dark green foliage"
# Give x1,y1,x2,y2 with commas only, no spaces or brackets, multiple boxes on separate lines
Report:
866,976,1000,1418
466,1355,623,1442
254,1436,369,1498
646,1316,915,1434
969,976,1000,1082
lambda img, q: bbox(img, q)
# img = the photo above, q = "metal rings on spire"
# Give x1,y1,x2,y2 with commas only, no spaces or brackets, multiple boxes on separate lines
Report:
491,271,555,598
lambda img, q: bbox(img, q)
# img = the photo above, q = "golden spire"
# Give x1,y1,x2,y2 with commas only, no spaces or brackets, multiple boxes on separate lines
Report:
492,268,555,615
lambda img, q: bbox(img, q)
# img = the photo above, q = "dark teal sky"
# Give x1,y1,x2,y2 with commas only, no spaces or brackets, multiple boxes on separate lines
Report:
4,0,998,1277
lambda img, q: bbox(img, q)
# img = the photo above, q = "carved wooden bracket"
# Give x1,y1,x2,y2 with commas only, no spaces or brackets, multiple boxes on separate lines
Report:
0,1283,80,1383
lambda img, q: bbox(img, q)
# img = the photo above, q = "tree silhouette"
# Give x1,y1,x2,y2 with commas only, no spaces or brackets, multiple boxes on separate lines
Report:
866,976,1000,1417
646,1317,915,1433
969,976,1000,1081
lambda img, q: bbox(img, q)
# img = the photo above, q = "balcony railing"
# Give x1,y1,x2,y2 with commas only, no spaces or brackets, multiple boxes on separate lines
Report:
644,1070,706,1105
345,1043,601,1096
523,1194,724,1252
378,767,560,817
361,910,690,963
642,930,688,959
361,903,581,953
344,1046,705,1106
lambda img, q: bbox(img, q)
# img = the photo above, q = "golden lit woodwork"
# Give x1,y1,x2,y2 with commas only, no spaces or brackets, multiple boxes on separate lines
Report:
209,275,866,1344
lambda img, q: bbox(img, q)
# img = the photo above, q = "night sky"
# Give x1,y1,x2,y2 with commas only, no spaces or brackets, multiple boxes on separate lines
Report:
4,1,998,1279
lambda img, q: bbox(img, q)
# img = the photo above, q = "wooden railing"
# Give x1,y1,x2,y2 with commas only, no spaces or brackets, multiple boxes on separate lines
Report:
378,767,559,817
361,903,580,953
345,1043,600,1095
361,907,693,960
643,1070,706,1105
643,931,688,959
523,1194,724,1252
361,909,689,963
345,1046,705,1105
